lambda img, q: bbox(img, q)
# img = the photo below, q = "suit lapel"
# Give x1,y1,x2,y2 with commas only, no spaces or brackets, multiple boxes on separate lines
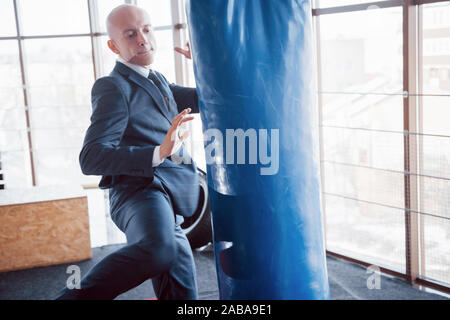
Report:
114,62,172,124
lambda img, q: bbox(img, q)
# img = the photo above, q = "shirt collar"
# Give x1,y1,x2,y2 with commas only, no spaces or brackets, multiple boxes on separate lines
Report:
117,56,151,78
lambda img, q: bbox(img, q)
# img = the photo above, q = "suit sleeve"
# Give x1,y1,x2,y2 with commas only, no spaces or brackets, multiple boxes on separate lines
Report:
79,77,155,177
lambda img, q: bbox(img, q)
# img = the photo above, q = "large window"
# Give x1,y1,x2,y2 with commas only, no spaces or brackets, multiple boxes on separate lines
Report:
25,37,94,186
418,1,450,287
0,39,29,188
314,0,450,292
318,5,406,272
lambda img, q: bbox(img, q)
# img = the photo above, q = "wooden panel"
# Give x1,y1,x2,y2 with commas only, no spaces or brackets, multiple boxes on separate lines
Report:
0,197,92,272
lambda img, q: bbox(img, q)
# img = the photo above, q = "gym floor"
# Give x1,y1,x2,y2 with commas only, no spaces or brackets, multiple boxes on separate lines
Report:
0,243,447,300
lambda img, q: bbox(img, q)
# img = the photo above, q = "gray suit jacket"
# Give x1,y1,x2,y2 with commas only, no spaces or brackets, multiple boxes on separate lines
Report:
79,61,200,217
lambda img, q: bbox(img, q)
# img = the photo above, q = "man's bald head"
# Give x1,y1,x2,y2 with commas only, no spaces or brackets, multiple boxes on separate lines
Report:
106,4,156,67
106,4,150,40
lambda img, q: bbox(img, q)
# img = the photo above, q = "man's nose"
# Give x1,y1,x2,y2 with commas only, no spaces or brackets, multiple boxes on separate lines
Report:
136,31,148,47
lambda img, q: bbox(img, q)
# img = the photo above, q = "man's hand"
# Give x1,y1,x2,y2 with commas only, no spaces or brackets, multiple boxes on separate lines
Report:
159,108,194,160
174,42,191,59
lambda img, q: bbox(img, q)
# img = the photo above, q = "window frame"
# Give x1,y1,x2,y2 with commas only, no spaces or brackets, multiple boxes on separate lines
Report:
313,0,450,294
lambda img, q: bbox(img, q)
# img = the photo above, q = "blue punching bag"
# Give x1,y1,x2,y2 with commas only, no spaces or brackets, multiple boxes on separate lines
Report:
186,0,330,299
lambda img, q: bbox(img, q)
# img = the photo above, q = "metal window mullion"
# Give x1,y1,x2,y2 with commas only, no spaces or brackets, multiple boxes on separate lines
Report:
314,14,328,246
313,0,405,16
417,2,427,282
416,0,450,5
13,0,36,187
177,0,191,86
87,0,103,79
311,0,449,16
171,0,185,85
403,1,420,284
171,0,197,162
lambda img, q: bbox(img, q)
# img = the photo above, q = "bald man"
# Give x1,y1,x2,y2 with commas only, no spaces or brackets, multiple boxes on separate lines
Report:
55,4,200,300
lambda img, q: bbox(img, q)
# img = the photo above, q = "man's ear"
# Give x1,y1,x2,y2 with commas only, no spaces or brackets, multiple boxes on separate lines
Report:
107,40,120,54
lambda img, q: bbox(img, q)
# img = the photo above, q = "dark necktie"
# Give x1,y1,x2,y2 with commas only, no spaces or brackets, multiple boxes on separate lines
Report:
148,70,170,109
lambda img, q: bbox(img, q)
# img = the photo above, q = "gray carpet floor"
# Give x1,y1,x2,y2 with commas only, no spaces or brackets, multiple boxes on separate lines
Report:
0,243,447,300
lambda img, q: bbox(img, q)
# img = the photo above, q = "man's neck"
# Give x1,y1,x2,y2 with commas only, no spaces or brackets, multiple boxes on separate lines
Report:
117,56,151,78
